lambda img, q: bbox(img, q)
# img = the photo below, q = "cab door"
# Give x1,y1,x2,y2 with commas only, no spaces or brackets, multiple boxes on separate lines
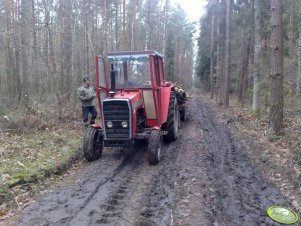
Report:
96,56,108,112
157,56,171,125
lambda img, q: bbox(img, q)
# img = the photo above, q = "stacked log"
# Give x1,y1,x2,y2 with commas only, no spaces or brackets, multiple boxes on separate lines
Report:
174,84,190,105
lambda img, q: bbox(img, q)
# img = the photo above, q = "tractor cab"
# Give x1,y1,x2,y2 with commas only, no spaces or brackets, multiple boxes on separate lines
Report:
83,51,187,165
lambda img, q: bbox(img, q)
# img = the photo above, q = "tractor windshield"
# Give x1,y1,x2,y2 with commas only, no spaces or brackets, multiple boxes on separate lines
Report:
109,55,151,89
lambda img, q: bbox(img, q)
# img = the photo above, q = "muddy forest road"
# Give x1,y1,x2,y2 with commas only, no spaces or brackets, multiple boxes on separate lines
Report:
18,94,294,226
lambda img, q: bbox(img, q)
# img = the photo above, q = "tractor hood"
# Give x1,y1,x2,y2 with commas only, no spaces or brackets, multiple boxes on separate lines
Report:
112,91,143,110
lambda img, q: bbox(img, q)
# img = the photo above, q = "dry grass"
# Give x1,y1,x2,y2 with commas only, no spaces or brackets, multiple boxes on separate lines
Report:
0,123,84,216
0,99,88,219
0,98,81,133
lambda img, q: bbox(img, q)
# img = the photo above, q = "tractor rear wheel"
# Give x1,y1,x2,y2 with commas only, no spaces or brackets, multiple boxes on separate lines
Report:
162,92,179,142
83,126,103,161
148,130,162,165
180,105,187,122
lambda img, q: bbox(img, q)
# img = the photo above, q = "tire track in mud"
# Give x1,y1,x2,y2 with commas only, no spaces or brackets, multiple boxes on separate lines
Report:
19,120,192,226
196,99,293,226
19,147,148,226
134,140,183,226
69,147,151,226
133,106,209,226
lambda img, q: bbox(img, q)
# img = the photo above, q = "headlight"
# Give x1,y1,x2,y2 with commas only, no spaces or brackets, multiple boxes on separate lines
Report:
121,121,128,128
106,121,113,128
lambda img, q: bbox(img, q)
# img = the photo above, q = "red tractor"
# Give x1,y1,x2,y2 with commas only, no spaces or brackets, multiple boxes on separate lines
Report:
83,51,188,165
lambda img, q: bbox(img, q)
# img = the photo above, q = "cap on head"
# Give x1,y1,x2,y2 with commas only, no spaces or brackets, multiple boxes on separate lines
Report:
83,76,90,82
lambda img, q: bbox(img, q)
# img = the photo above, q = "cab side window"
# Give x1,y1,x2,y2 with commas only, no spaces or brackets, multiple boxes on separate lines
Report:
158,58,164,83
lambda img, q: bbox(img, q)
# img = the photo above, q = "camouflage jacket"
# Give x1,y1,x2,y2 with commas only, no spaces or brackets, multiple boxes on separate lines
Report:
77,85,96,107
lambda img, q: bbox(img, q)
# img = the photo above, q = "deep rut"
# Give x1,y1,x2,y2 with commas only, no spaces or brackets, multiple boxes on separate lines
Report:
196,99,291,226
19,123,188,226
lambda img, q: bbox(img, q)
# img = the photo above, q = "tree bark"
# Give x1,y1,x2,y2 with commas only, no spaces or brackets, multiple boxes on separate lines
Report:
58,0,72,119
268,0,283,136
297,28,301,95
130,0,137,51
31,0,38,94
238,32,245,102
218,0,225,106
288,14,294,58
84,1,89,75
215,11,220,103
223,0,231,107
103,0,108,53
252,0,261,114
20,0,30,105
120,0,126,50
5,0,13,98
241,34,251,108
43,0,51,93
210,14,215,99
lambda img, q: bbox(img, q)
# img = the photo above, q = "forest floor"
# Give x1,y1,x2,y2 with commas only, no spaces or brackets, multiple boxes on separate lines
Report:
0,121,84,221
0,90,300,225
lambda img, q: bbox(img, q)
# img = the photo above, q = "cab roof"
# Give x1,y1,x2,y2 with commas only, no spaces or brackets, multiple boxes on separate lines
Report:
107,50,163,59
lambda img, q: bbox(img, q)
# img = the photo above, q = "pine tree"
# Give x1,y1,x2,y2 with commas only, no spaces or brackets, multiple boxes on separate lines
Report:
268,0,284,136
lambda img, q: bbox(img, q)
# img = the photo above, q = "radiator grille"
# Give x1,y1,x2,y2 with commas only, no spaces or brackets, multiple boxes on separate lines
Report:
103,100,131,139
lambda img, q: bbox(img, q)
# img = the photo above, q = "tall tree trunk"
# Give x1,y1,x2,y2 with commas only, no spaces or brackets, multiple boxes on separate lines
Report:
84,2,89,75
241,34,251,108
42,0,49,93
297,28,301,95
103,0,108,53
238,32,245,102
162,0,170,56
48,27,57,92
268,0,283,136
130,0,137,51
58,0,72,119
218,0,225,105
120,0,126,50
288,14,294,58
223,0,231,107
252,0,261,115
210,14,215,99
215,11,220,103
14,0,21,104
20,0,30,105
5,0,13,98
31,0,38,94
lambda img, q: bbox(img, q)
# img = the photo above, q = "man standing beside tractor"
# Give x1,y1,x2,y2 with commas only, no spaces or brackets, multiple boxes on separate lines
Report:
77,76,97,128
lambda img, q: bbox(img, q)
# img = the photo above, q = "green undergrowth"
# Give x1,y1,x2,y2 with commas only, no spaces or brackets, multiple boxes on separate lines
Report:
251,108,260,118
0,127,83,204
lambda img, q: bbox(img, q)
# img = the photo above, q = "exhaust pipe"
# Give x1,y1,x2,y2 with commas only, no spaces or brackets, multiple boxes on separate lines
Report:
110,64,116,97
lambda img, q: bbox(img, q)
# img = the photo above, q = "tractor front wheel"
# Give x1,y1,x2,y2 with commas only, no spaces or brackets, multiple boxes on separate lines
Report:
148,130,162,165
83,126,103,161
162,92,179,142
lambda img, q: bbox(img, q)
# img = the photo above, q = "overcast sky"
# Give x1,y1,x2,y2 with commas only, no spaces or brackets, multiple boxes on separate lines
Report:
171,0,207,76
173,0,207,22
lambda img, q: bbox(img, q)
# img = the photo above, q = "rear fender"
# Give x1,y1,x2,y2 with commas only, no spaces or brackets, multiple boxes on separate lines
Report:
160,87,172,125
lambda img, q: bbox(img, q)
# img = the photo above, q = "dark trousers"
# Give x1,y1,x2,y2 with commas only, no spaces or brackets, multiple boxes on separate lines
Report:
82,106,97,124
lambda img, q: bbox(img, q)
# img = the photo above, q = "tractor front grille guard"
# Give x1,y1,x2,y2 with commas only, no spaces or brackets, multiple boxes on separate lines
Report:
102,99,132,140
